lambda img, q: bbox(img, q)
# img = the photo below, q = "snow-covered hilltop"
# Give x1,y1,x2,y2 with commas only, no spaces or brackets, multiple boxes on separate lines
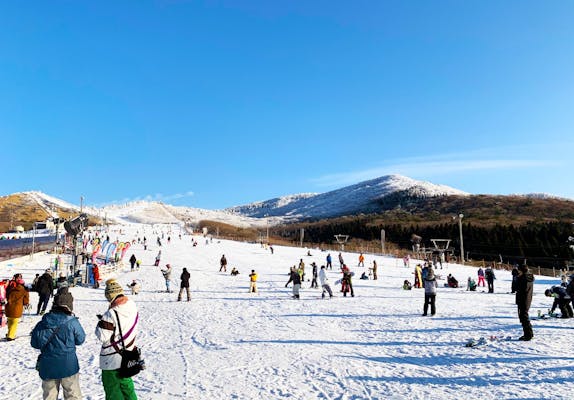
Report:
5,175,470,227
226,174,468,220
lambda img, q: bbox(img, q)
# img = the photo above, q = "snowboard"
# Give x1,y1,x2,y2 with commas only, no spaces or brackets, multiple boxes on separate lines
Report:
465,335,512,348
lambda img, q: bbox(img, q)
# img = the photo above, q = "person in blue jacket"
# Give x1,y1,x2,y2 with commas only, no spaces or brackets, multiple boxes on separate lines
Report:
31,286,86,400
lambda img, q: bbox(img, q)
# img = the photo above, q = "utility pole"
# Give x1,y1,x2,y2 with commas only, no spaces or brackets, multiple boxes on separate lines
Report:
80,196,84,213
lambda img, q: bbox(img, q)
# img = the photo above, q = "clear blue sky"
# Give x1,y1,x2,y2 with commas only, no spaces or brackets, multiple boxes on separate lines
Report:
2,1,573,209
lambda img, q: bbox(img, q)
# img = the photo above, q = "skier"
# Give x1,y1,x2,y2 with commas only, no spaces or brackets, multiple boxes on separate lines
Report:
319,266,333,299
5,274,30,341
515,265,534,341
178,268,191,301
545,286,574,318
286,267,302,299
249,270,258,293
129,254,137,271
485,266,496,293
326,253,332,270
36,268,54,315
161,264,172,293
95,279,139,399
220,255,227,272
422,268,437,316
31,287,86,400
310,262,318,288
477,267,486,287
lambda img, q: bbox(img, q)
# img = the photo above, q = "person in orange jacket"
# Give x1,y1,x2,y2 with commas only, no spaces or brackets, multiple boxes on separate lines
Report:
5,273,30,340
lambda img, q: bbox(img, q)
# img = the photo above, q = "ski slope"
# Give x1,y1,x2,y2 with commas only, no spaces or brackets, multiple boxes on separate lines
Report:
1,223,573,400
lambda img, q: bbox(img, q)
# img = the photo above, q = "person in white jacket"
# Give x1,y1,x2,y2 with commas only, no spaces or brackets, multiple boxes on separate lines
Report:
95,279,139,399
422,268,438,316
319,266,333,299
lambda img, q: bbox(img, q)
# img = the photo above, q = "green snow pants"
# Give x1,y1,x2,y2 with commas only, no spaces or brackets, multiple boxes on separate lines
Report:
102,370,138,400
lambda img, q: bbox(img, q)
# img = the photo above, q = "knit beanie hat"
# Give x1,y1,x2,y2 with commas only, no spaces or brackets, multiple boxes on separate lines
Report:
105,279,124,302
53,287,74,313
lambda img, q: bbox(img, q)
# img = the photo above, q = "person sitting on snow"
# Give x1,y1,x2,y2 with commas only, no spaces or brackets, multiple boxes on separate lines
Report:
447,274,458,288
467,277,477,291
545,286,574,318
403,280,412,290
230,267,239,276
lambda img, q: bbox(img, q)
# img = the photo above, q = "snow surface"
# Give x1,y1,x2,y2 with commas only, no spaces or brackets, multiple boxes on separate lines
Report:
1,223,573,400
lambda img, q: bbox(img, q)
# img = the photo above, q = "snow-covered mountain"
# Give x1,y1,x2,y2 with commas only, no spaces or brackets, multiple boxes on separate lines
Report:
227,174,468,220
4,175,469,227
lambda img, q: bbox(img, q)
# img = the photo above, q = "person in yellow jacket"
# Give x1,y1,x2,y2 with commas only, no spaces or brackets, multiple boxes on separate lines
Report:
249,270,258,293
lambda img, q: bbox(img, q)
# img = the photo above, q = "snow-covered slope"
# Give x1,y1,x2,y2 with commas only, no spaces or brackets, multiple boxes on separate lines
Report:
227,174,468,220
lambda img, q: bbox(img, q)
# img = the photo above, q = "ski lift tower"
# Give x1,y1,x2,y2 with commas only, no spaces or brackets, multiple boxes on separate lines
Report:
334,234,349,251
431,239,452,265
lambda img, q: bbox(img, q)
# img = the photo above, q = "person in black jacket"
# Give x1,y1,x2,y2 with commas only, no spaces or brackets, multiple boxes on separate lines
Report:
129,254,137,271
545,285,574,318
178,267,191,301
36,269,54,315
515,265,534,341
285,267,301,299
485,266,495,293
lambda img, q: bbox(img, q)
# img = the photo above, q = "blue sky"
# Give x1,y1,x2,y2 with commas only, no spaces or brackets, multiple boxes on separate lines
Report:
2,1,573,210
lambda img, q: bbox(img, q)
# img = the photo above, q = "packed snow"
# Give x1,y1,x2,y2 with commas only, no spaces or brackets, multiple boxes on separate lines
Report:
1,223,573,400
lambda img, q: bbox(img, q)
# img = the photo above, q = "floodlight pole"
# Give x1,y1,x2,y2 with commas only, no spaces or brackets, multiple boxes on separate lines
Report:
457,213,465,265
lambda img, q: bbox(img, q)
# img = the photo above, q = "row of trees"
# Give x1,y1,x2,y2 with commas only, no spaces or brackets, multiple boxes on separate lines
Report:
277,219,574,268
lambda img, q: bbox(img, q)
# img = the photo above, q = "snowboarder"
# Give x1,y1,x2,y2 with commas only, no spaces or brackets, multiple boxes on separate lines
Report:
515,265,534,341
36,268,54,315
31,287,86,400
95,279,140,399
249,270,258,293
230,267,240,276
545,286,573,318
422,268,437,316
161,264,172,293
319,266,333,299
447,274,458,288
220,255,227,272
286,267,302,299
178,268,191,301
5,274,30,341
341,265,354,297
466,277,477,291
